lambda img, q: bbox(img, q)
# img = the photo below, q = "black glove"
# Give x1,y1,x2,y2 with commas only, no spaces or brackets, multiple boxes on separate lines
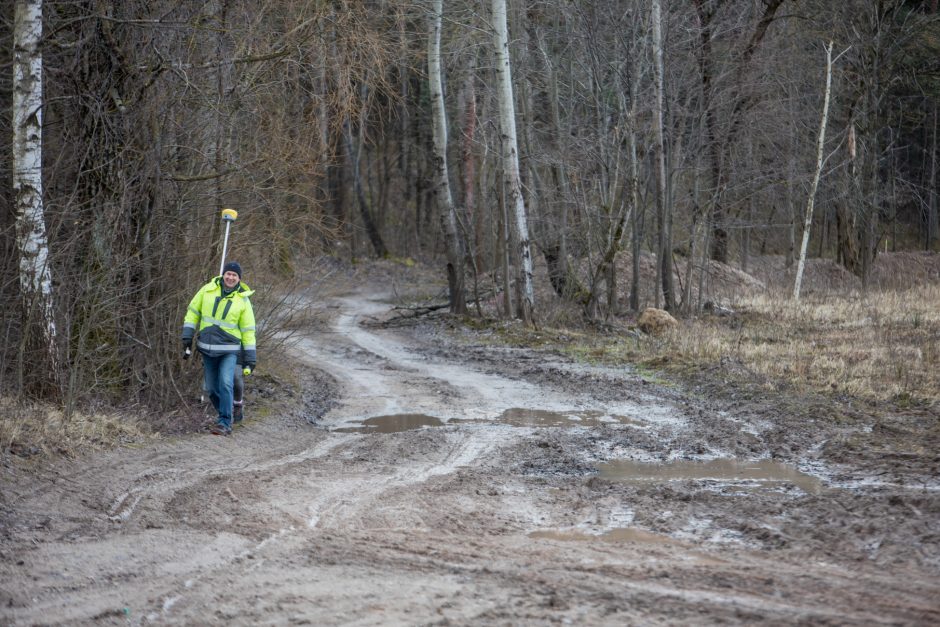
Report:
182,339,192,360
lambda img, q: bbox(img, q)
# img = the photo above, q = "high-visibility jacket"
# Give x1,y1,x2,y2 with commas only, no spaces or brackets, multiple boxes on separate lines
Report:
182,277,257,367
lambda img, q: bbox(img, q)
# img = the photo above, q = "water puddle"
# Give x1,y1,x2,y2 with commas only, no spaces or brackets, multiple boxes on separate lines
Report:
451,408,642,428
334,414,443,434
333,408,644,433
597,459,823,494
530,527,681,546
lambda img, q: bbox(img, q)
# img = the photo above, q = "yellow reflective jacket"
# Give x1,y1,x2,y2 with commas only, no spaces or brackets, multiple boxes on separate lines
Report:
181,277,257,366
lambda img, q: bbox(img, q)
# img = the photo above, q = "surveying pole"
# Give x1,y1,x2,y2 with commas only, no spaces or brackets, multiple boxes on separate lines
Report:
185,207,239,362
216,208,251,377
219,208,238,275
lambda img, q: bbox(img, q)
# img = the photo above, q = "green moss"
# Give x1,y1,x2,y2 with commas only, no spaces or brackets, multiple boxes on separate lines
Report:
387,256,416,267
254,406,273,418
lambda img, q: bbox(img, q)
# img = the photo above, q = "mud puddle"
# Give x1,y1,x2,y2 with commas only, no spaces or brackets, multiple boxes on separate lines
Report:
333,413,443,433
333,408,643,433
597,458,823,494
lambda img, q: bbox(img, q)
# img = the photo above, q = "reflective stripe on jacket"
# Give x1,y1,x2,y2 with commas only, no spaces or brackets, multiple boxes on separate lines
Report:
181,277,257,364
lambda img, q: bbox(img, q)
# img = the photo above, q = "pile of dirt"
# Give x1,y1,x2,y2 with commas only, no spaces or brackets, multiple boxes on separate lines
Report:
561,250,767,312
608,250,940,306
747,255,860,295
747,251,940,295
322,248,940,320
870,250,940,289
680,256,767,302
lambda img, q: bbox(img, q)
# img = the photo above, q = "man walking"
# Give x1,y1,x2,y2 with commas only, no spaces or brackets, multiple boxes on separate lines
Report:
182,261,257,435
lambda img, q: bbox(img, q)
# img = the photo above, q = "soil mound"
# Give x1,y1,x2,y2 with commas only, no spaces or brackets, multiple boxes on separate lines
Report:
870,251,940,289
749,252,940,295
747,255,859,295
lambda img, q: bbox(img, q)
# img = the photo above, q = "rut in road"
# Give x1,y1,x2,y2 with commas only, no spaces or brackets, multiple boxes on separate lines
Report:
293,293,681,429
3,290,938,626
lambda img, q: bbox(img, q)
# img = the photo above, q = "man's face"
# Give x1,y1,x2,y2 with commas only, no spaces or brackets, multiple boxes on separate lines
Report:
222,270,240,289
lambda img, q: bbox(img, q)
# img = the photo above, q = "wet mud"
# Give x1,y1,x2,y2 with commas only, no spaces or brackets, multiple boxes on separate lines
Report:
0,285,938,625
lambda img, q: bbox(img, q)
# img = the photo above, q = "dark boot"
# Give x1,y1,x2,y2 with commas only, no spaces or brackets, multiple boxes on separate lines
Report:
210,422,232,436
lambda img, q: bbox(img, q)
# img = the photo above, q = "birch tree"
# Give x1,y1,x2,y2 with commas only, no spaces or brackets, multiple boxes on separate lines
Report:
793,41,836,301
428,0,467,314
13,0,58,375
491,0,534,322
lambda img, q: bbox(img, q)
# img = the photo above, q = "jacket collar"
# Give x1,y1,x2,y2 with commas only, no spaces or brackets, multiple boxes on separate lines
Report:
214,276,253,297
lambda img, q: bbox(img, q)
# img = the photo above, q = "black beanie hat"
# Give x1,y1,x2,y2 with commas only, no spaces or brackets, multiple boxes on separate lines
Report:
223,261,242,279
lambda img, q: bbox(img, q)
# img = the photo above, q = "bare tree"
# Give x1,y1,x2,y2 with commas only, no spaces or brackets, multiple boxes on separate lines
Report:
929,103,938,250
693,0,787,264
13,0,58,384
651,0,674,310
491,0,534,322
794,41,836,301
428,0,467,313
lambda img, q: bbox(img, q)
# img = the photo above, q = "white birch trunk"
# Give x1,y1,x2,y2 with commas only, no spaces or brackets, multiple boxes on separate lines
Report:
13,0,57,365
491,0,534,322
794,41,834,301
428,0,466,313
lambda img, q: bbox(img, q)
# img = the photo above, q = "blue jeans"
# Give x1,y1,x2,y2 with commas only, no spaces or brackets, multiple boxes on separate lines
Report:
203,353,237,429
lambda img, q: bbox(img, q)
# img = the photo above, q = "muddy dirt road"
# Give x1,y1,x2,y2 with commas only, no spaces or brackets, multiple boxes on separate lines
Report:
1,287,939,625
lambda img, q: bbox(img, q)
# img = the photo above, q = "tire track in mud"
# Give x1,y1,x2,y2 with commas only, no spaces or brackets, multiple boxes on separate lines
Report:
105,435,354,525
293,293,685,429
85,292,536,621
306,427,506,530
4,288,939,625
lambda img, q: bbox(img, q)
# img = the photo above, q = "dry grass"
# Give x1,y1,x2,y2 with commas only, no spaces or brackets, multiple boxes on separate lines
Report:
498,252,940,407
0,397,155,459
714,286,940,403
546,284,940,406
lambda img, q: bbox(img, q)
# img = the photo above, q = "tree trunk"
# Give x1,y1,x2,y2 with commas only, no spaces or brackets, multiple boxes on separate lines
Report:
344,117,388,258
786,151,796,267
491,0,534,323
794,41,834,301
534,24,583,300
630,194,643,312
457,55,484,315
694,0,726,264
741,146,752,273
460,56,481,273
928,102,938,250
498,179,512,318
13,0,59,384
682,165,702,314
837,125,863,275
652,0,674,311
694,0,784,264
428,0,466,314
627,73,641,313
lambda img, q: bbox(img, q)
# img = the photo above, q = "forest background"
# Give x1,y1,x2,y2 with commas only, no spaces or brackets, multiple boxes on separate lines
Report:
2,0,939,426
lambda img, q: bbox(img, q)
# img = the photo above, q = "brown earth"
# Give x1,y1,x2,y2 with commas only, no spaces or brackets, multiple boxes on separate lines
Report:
1,260,938,625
